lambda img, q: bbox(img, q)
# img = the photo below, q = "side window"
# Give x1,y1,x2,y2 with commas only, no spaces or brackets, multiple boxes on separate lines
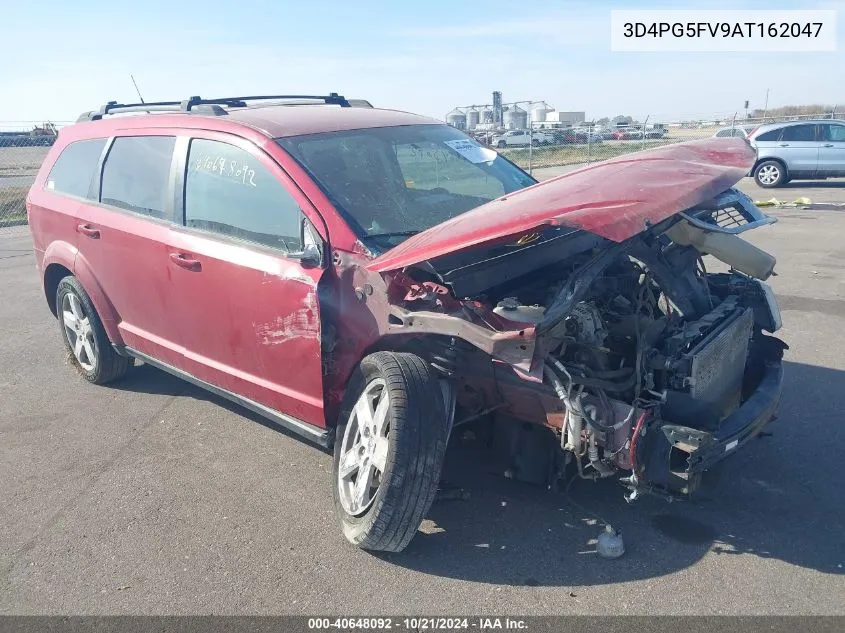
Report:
755,129,781,142
823,125,845,142
781,125,816,142
185,139,303,252
395,141,505,201
101,136,176,219
45,138,106,198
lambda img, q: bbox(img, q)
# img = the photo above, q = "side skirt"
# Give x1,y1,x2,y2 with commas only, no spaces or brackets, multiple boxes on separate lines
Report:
119,346,333,448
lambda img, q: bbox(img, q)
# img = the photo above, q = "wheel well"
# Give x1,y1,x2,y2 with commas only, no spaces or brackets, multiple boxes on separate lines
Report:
753,157,788,176
43,263,72,317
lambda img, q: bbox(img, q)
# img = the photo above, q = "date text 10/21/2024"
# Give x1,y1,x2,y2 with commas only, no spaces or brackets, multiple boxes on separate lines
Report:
307,617,528,631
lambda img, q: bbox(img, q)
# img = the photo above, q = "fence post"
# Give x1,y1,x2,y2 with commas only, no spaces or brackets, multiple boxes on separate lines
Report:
731,112,737,132
587,120,593,164
528,126,533,175
641,115,649,150
832,106,837,120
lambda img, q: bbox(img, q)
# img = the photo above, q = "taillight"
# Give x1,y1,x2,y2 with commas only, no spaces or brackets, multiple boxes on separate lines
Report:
747,127,759,138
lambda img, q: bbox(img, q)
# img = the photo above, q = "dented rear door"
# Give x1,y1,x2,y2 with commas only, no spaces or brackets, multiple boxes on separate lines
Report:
168,132,326,428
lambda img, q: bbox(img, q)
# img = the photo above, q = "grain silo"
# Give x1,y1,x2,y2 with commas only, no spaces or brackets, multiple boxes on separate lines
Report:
446,108,467,130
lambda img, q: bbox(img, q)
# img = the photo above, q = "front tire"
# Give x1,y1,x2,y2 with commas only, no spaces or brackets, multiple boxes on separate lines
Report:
332,352,448,552
56,276,131,384
754,160,786,188
497,140,506,148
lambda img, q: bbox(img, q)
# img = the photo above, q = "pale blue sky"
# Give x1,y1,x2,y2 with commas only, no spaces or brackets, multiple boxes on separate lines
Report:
1,0,842,124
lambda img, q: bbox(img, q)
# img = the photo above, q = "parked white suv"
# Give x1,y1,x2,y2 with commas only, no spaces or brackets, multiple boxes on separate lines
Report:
491,130,552,148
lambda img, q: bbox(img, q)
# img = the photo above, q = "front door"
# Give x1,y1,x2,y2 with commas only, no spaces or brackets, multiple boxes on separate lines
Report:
819,123,845,176
167,133,327,428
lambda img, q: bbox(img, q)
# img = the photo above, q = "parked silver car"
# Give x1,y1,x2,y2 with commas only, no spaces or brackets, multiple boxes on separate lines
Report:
713,126,755,139
749,119,845,187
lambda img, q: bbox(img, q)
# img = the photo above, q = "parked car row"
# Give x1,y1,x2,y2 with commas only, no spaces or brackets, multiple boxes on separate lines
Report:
0,134,56,147
487,128,606,148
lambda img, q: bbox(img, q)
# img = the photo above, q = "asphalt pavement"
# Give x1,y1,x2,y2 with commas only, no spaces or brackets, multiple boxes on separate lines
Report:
1,196,844,614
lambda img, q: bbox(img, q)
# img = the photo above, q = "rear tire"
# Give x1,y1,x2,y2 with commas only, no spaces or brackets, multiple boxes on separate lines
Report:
332,352,448,552
56,276,131,384
497,140,506,148
754,160,786,188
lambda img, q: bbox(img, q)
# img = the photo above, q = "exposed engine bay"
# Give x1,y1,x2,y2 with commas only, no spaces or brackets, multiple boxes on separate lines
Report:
387,188,785,499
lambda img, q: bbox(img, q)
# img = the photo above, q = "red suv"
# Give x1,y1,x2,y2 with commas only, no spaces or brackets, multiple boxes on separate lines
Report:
28,94,785,552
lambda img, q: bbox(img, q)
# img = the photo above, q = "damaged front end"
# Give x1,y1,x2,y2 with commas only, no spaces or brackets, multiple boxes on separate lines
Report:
367,181,785,501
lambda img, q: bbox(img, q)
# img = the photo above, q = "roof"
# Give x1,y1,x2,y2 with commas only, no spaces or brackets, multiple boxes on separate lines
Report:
224,104,440,137
68,104,441,140
753,118,845,130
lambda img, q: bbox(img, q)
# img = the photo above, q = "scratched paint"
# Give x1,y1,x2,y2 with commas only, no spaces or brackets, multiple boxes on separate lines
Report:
260,269,313,286
254,292,319,345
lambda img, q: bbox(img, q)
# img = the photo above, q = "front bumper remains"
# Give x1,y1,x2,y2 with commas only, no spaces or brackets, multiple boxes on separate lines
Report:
637,352,783,496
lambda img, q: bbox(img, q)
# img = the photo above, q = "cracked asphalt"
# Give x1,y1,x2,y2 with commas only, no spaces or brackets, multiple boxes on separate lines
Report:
1,191,844,614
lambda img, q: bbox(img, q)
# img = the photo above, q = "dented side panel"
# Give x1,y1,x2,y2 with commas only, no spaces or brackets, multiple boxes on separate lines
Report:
169,228,327,427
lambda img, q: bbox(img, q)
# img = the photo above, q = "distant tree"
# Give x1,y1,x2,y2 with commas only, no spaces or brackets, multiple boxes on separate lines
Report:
611,115,634,125
750,104,845,118
596,117,610,126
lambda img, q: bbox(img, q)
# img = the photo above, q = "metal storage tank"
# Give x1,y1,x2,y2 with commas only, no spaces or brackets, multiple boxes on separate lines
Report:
446,108,467,130
532,105,549,123
505,105,527,130
481,108,494,124
467,108,480,130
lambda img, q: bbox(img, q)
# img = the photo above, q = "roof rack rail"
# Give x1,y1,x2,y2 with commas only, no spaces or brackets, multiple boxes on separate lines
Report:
77,93,355,121
181,93,352,109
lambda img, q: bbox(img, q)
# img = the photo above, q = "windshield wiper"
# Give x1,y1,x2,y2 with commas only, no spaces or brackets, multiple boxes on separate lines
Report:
367,230,421,239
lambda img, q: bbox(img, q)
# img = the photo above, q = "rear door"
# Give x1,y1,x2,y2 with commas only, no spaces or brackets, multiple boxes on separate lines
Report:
73,133,184,367
167,132,327,427
819,123,845,176
776,123,820,175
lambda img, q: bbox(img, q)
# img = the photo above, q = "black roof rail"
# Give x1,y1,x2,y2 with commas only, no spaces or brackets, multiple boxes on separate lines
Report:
78,100,227,122
180,93,351,109
78,93,355,122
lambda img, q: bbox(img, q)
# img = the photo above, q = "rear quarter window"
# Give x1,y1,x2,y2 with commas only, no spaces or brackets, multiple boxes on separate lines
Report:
45,138,107,198
754,129,781,142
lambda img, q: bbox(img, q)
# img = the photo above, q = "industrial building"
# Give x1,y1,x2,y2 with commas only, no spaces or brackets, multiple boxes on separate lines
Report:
446,92,585,131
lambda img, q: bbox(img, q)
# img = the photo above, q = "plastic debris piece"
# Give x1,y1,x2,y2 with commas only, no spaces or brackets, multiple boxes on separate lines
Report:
596,525,625,559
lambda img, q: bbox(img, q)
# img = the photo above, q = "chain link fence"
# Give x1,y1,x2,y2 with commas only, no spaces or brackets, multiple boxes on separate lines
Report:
1,110,841,225
0,122,67,227
489,110,841,175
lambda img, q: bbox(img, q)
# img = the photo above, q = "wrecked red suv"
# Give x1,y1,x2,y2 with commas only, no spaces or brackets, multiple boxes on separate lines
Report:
27,94,785,552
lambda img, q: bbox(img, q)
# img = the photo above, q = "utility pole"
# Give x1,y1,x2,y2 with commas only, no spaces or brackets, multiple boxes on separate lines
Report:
762,89,770,121
744,100,749,121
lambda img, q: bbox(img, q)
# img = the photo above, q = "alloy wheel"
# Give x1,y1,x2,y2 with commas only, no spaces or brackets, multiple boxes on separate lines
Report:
337,378,390,515
758,164,780,185
61,292,97,372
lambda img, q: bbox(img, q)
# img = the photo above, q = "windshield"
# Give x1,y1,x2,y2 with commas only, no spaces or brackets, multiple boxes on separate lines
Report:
277,124,536,251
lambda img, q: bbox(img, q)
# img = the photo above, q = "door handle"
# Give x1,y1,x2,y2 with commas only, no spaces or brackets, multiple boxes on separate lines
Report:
169,252,201,271
76,223,100,239
778,143,790,147
823,143,834,147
